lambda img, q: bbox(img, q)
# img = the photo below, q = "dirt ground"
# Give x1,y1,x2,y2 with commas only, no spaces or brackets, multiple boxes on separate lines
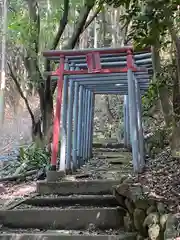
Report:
0,181,36,207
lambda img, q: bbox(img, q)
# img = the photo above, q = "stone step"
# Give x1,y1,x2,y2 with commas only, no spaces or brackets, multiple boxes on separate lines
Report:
0,231,137,240
93,148,129,153
37,180,120,195
24,195,119,207
0,207,126,230
93,143,125,149
98,152,131,159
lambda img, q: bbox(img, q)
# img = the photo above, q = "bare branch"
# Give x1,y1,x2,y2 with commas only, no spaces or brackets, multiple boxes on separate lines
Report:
64,1,95,49
51,1,96,93
50,0,95,94
7,62,35,124
83,4,103,31
51,0,70,50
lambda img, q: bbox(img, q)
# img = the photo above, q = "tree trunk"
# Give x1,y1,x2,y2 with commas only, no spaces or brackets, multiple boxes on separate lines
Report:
151,41,173,128
168,28,180,158
100,8,106,47
94,17,98,48
0,0,7,125
111,7,116,47
103,95,114,123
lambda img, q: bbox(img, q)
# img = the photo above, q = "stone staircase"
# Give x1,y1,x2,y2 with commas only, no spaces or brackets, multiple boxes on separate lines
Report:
0,180,137,239
0,148,137,239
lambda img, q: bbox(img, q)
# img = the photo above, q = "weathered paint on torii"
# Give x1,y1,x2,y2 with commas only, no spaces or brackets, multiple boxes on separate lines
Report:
43,46,152,173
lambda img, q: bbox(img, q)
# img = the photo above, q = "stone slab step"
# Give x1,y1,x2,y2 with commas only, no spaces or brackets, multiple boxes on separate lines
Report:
37,180,120,195
0,232,137,240
93,143,125,149
0,207,126,230
98,153,131,160
93,149,129,153
25,195,119,207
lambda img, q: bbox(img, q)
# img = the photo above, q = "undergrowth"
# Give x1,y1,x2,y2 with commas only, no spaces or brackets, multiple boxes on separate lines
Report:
18,144,50,169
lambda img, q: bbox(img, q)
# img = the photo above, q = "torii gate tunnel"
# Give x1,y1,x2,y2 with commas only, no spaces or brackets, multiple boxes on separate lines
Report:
43,46,153,173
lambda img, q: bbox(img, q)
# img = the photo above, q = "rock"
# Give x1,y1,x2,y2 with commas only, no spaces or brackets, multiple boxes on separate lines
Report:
116,183,130,198
143,212,160,228
148,199,156,206
123,177,134,184
120,175,127,183
142,185,150,194
147,205,157,215
157,202,167,214
36,167,46,180
136,234,144,240
113,189,125,207
116,182,145,202
135,199,150,210
148,224,160,240
160,214,169,230
125,198,135,214
124,212,134,232
134,208,146,235
164,213,180,239
130,184,145,201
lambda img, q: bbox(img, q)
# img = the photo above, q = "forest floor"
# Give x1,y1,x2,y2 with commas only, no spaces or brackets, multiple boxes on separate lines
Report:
138,147,180,213
0,181,36,208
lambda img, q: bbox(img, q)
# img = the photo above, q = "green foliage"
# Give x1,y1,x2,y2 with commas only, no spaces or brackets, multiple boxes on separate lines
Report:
18,144,50,168
145,128,169,158
142,81,158,112
8,7,30,45
142,60,175,114
105,0,180,48
104,0,130,8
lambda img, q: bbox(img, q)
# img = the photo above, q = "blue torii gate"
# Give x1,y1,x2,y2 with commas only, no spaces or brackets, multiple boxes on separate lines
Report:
43,46,152,173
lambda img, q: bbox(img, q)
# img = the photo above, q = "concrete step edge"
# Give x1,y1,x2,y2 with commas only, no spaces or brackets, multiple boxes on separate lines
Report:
24,195,119,207
0,232,137,240
0,206,125,211
0,208,126,230
37,180,120,184
36,180,120,195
